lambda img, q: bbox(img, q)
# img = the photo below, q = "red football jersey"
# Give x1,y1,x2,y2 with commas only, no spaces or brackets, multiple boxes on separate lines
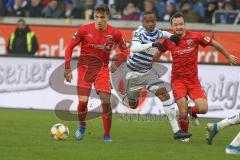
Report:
162,31,212,79
65,22,128,69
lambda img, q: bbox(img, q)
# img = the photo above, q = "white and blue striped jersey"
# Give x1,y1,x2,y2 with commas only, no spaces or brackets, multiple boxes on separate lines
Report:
126,26,172,73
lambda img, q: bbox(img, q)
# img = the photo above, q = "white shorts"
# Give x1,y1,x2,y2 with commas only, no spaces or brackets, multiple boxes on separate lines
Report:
110,62,171,105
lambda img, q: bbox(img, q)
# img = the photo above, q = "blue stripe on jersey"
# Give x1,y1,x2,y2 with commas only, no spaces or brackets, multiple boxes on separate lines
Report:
132,39,142,42
128,58,150,69
130,57,151,66
141,34,149,41
142,34,156,42
133,54,153,62
128,60,147,70
145,30,158,37
128,26,163,74
138,51,154,57
132,39,147,44
126,63,149,73
139,27,144,32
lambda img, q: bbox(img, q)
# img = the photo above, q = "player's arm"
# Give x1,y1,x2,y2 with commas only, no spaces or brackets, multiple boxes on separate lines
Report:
152,40,168,62
152,50,163,62
211,40,238,65
160,30,180,45
64,29,83,82
130,32,163,52
111,30,129,73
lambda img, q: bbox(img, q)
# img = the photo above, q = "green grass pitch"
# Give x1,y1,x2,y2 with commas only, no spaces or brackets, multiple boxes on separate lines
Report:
0,108,239,160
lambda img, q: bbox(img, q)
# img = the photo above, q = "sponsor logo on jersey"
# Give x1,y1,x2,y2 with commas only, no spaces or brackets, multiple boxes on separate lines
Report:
174,47,195,55
105,35,113,41
88,34,93,38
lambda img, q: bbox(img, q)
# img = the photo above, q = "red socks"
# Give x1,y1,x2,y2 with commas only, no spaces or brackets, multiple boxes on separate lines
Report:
102,103,112,136
178,114,189,133
77,101,88,127
189,106,200,115
77,101,112,136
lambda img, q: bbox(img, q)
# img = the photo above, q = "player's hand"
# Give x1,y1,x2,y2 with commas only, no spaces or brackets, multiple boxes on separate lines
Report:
227,54,239,65
64,68,72,82
110,63,118,73
152,42,164,51
170,34,180,45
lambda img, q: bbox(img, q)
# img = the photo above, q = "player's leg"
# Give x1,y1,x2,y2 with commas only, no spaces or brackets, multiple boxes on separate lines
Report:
75,68,93,140
188,79,208,126
171,79,190,134
226,131,240,154
125,72,142,109
176,97,190,132
187,99,200,126
95,67,113,142
189,99,208,114
218,112,240,129
189,98,208,126
206,113,240,145
76,87,91,140
98,91,112,142
153,87,192,139
126,88,141,109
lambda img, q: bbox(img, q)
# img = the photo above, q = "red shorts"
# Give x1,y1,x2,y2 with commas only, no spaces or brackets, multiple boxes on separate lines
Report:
77,66,111,96
171,77,207,101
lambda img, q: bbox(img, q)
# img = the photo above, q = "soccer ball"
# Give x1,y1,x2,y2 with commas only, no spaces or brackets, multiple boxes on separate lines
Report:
51,123,70,140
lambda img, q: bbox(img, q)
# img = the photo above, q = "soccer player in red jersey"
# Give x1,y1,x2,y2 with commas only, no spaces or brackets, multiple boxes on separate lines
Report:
160,12,238,140
64,4,128,142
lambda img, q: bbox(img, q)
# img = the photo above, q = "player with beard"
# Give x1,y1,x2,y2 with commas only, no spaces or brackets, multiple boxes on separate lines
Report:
111,11,192,140
159,12,238,142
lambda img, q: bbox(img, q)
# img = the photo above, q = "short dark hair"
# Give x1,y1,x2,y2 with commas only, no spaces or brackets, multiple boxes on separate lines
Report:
170,12,185,24
143,11,156,17
94,4,110,15
17,18,26,24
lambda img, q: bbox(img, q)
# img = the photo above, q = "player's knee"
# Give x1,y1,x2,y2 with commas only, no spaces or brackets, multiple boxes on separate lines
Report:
98,92,111,104
178,107,188,118
155,88,170,101
78,96,89,102
199,105,208,114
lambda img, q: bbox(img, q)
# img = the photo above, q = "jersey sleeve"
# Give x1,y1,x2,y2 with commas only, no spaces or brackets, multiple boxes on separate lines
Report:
65,26,85,69
159,30,172,39
197,33,212,47
114,29,129,66
161,40,169,53
115,29,129,56
132,30,143,43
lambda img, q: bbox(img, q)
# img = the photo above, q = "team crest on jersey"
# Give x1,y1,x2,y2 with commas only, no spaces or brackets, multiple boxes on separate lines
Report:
72,32,79,41
105,35,113,41
204,36,210,42
187,39,193,46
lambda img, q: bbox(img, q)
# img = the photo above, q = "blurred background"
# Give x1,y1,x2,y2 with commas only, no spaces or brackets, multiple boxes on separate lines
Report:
0,0,239,23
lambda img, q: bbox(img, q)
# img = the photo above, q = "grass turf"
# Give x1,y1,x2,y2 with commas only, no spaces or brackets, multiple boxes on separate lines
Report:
0,108,239,160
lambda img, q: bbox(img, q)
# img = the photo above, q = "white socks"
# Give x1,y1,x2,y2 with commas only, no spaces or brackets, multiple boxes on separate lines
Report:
162,97,179,133
218,113,240,130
